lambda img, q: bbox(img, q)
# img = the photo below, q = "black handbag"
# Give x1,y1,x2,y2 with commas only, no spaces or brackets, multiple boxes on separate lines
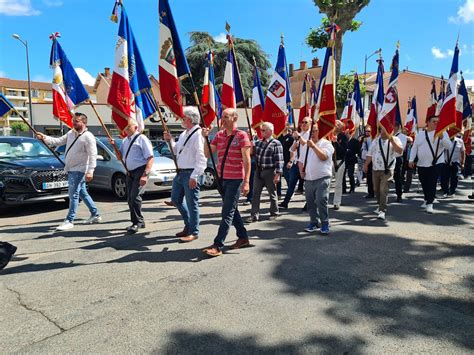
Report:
0,241,17,271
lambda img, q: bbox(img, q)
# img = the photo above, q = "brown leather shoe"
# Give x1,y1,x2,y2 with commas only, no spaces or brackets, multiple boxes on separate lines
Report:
175,228,189,238
164,201,175,207
202,245,222,257
179,235,198,243
230,238,250,249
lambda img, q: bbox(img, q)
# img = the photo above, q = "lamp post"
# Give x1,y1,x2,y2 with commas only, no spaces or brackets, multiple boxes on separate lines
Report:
12,34,34,136
362,48,382,117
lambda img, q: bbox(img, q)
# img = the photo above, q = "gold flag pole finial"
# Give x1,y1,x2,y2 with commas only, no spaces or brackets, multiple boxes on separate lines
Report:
281,33,284,45
396,40,400,50
225,21,231,34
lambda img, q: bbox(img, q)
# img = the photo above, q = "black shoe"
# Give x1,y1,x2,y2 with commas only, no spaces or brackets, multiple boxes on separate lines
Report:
278,202,288,209
302,204,307,212
269,214,279,221
364,194,374,199
126,224,139,234
245,216,259,224
396,196,402,202
0,242,17,270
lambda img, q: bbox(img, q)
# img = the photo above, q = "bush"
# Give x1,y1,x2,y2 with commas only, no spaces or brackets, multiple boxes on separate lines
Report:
10,122,29,135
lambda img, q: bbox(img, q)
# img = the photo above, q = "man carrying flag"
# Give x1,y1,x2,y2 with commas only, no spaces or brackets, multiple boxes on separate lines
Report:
49,33,90,128
262,37,291,138
378,45,399,137
367,56,384,140
201,50,221,128
251,63,265,138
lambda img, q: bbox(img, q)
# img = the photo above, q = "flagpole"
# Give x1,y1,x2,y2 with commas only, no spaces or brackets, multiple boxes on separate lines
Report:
143,90,179,171
11,107,64,165
88,100,128,173
226,24,253,137
303,73,310,130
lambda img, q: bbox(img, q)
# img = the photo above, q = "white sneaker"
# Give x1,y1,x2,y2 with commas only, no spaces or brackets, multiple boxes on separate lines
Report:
374,208,380,214
377,211,386,220
420,201,427,208
56,220,74,231
85,215,102,224
426,204,434,214
433,199,440,204
441,193,448,198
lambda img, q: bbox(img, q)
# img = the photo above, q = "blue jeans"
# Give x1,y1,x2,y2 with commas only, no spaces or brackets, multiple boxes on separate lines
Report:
246,161,256,202
171,170,201,236
281,164,300,206
305,176,331,225
66,171,98,222
277,165,290,196
214,179,248,248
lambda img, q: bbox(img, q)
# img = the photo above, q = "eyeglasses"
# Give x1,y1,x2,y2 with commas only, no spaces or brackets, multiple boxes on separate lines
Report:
302,121,310,124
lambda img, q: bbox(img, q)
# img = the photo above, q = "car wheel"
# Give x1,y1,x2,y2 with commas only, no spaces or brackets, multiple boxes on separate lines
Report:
202,168,217,189
112,173,127,200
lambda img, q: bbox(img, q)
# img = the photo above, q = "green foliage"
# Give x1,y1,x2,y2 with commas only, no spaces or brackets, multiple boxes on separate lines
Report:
184,32,272,104
306,17,362,51
336,71,366,108
10,122,29,134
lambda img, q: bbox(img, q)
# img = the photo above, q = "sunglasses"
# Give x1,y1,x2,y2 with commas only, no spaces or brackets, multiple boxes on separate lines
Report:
302,121,310,124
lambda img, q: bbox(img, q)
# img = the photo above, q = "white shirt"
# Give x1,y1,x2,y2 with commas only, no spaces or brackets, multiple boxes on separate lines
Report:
361,137,372,160
394,131,408,157
298,138,334,180
409,130,452,167
170,125,207,179
445,137,465,164
368,136,402,171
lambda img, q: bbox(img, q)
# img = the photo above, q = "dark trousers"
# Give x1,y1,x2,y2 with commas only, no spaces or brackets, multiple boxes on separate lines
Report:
281,164,300,206
343,160,356,192
246,161,256,202
126,165,146,225
418,166,437,204
441,163,460,195
403,168,414,192
463,155,472,178
367,162,374,196
394,157,403,198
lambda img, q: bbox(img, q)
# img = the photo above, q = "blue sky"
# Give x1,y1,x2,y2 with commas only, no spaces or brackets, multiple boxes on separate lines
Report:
0,0,473,87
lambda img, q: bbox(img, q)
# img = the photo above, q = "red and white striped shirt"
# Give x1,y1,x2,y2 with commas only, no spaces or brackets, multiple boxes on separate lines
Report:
212,129,251,180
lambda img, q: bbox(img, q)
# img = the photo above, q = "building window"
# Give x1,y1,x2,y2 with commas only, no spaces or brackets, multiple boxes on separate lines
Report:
32,89,40,98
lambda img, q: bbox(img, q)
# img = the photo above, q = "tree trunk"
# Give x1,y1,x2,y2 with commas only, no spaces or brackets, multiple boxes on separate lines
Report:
334,29,345,83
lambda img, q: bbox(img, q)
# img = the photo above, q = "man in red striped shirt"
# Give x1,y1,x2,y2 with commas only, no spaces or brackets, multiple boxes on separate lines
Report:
202,108,252,257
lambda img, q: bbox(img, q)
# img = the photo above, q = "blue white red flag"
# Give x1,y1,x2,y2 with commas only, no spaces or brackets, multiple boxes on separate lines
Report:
251,64,265,138
314,23,339,139
436,43,459,138
298,74,310,126
345,73,363,134
309,76,318,118
221,36,244,109
158,0,191,118
201,51,221,128
108,3,156,134
262,38,291,137
452,73,472,134
49,33,89,128
378,46,399,136
435,77,446,116
405,97,418,134
0,93,14,118
367,58,384,139
425,79,437,123
340,92,351,126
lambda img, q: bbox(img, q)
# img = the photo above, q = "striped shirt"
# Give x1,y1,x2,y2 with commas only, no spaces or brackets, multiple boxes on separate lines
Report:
254,138,284,173
212,129,251,179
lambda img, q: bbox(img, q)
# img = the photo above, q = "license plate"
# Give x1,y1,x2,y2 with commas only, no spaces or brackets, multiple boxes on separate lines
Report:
163,175,174,182
42,181,68,189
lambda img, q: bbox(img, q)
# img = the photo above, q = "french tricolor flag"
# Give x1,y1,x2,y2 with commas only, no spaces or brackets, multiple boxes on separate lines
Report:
345,73,363,135
436,42,459,138
49,33,89,128
158,0,191,118
262,39,290,137
221,36,244,109
298,74,310,127
405,96,418,134
367,58,384,139
425,79,437,124
201,50,221,128
108,2,156,134
378,46,399,137
435,77,446,116
251,64,265,138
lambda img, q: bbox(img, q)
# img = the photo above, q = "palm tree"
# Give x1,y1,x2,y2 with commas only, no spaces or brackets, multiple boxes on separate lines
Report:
184,31,272,104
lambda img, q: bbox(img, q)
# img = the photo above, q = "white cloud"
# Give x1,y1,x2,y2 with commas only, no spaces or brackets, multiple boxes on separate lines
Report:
431,47,447,59
447,49,455,56
0,0,41,16
0,70,6,78
213,33,227,44
42,0,63,6
449,0,474,23
74,68,95,86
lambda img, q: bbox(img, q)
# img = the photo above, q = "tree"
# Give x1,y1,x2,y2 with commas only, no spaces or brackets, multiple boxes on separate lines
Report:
336,71,365,109
306,0,369,81
10,122,29,135
184,32,272,105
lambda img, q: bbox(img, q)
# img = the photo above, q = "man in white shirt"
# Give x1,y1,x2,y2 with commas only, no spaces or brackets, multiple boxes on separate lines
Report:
164,106,207,242
298,123,334,234
364,128,403,220
441,134,465,197
409,116,452,213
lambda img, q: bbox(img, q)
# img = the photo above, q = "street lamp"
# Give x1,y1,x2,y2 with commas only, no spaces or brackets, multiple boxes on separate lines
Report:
12,33,34,135
362,48,382,120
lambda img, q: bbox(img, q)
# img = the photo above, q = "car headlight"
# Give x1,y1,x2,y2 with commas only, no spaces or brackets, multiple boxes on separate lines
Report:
149,170,159,177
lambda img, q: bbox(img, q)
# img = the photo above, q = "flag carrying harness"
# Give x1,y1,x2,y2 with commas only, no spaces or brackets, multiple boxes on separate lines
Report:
378,138,394,175
425,131,442,166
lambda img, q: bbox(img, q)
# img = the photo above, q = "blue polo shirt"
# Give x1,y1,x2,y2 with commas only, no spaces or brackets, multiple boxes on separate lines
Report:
120,132,153,171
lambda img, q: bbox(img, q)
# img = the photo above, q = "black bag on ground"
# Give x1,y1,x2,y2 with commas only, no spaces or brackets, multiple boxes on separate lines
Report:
0,242,17,271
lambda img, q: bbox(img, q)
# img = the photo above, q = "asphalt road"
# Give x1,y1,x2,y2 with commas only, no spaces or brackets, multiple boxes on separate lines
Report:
1,179,473,353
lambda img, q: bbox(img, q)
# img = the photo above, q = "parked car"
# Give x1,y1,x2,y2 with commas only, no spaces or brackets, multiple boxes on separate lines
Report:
57,136,177,199
0,136,68,208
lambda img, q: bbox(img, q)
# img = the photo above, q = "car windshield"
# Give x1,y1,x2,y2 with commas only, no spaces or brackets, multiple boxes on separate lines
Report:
0,140,54,159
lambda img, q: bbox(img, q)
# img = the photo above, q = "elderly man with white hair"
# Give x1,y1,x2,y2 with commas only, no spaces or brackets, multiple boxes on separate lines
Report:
246,121,284,223
111,119,154,234
164,106,207,242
